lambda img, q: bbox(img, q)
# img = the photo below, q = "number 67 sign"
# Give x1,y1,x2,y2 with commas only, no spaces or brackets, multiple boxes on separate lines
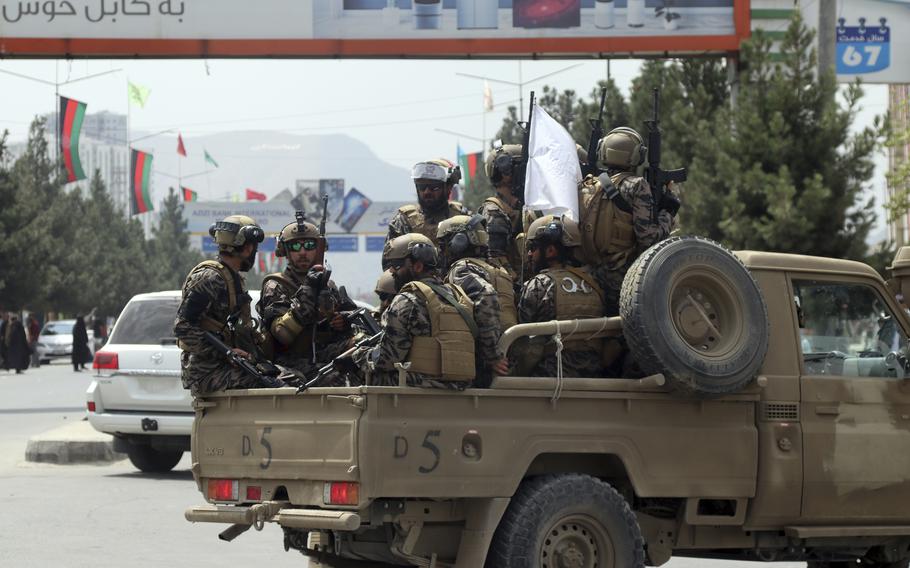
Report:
837,17,890,75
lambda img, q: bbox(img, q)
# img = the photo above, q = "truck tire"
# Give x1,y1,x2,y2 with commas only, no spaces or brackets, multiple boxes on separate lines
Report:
127,444,183,473
486,474,645,568
620,236,769,396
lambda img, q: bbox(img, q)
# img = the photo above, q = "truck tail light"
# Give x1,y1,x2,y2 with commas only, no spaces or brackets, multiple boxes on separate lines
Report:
246,486,262,501
325,482,359,506
93,352,119,370
208,479,239,502
87,401,96,412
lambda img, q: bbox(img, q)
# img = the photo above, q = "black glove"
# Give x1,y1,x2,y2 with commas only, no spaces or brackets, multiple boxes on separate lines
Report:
306,266,328,288
658,191,681,216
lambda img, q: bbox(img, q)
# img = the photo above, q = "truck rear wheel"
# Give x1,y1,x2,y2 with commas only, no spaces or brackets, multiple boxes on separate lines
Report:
127,444,183,473
620,236,769,396
486,474,644,568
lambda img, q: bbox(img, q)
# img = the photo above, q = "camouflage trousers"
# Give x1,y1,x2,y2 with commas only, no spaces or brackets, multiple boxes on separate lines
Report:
181,352,261,397
589,264,626,317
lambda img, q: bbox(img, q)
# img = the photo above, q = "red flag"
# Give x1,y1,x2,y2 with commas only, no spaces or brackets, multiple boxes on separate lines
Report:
246,188,266,201
177,133,187,157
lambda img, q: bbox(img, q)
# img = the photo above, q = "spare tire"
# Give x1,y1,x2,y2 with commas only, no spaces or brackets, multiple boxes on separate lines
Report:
620,236,769,396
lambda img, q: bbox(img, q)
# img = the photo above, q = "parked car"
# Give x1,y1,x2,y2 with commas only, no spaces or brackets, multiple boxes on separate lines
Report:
36,319,94,364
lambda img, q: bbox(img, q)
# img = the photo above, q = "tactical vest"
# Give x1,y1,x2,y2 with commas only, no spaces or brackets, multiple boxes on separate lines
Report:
547,266,605,353
451,258,518,329
481,196,523,278
262,271,333,360
402,280,476,383
398,201,465,245
579,172,636,267
180,260,252,350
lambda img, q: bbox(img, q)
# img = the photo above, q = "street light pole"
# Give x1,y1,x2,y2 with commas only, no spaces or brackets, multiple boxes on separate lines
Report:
456,62,582,121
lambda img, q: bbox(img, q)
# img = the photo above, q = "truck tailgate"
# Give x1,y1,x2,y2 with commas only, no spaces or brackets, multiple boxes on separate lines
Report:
192,389,364,483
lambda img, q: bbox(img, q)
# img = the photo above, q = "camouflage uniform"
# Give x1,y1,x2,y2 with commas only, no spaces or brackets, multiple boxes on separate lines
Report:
477,196,523,281
385,201,468,246
175,262,261,396
579,172,675,315
518,264,605,378
362,275,474,389
257,268,354,377
445,259,506,370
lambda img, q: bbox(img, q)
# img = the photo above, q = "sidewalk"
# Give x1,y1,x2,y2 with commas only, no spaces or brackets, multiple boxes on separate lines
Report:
25,419,125,464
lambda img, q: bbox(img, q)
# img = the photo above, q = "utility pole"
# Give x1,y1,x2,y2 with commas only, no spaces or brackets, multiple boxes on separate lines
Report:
817,0,837,77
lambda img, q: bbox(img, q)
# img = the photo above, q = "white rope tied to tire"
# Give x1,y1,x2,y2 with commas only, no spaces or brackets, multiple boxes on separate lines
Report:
551,329,565,404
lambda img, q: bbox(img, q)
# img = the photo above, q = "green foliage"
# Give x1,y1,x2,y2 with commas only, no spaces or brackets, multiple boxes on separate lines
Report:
0,119,202,317
885,93,910,224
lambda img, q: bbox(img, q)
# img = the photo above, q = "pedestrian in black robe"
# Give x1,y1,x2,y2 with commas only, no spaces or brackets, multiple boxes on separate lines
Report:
72,315,93,372
5,316,30,374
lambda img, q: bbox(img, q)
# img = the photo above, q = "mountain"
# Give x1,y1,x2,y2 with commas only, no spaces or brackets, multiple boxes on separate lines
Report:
134,130,413,204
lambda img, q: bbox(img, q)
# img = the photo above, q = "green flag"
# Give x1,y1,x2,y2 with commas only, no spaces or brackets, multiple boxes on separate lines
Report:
204,149,219,168
128,81,151,108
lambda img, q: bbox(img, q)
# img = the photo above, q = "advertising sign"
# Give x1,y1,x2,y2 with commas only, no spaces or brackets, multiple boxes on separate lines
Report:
804,0,910,84
0,0,750,58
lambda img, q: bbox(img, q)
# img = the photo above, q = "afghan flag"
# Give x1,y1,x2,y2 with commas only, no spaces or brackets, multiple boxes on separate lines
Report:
130,149,154,215
457,145,483,192
177,133,187,157
59,96,87,183
181,186,197,202
204,149,219,168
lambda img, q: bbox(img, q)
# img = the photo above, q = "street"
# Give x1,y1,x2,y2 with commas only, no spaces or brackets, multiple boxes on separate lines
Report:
0,363,804,568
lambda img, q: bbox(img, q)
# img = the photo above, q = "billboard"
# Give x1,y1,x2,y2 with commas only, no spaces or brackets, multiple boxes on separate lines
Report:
0,0,750,58
803,0,910,84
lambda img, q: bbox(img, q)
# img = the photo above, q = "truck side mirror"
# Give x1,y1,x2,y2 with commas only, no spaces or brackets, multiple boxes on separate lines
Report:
885,351,910,380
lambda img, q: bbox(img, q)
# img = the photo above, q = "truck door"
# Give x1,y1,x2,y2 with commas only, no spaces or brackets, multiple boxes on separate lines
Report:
794,277,910,522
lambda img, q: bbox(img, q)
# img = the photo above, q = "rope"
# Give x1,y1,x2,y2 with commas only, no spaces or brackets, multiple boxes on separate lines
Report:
551,327,565,404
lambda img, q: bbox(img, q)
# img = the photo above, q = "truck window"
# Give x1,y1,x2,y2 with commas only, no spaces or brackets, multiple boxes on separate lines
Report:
793,279,907,378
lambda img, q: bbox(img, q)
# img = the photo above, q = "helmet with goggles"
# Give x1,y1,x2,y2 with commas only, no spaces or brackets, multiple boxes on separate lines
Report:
209,215,265,253
436,214,489,257
275,214,325,258
384,233,439,269
411,158,461,187
526,214,582,249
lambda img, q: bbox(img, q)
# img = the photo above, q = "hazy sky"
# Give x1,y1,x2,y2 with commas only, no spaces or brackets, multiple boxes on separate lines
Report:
0,57,890,238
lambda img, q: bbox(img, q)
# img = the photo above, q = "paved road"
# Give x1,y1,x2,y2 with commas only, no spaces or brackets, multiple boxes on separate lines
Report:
0,363,804,567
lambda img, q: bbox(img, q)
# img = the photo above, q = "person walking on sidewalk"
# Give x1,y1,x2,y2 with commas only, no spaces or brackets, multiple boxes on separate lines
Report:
4,315,30,374
71,315,92,372
27,314,41,368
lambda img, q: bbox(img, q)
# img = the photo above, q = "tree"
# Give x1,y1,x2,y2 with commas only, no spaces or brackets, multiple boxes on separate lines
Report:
149,187,205,291
884,91,910,227
682,13,881,260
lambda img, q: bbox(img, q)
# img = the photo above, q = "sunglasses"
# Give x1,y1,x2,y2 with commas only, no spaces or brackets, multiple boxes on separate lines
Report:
416,183,444,193
288,239,318,252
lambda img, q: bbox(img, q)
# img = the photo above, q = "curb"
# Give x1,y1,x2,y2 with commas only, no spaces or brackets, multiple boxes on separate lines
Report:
25,420,126,464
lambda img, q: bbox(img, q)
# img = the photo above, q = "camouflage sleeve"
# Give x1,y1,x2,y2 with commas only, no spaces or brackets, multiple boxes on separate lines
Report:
258,279,292,329
174,268,224,358
626,177,672,252
480,203,513,258
518,274,556,324
385,210,411,244
368,291,421,371
449,264,504,364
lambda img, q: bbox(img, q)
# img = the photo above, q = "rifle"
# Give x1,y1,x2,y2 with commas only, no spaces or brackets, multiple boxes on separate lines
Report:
203,331,287,389
340,307,382,336
583,87,608,178
643,88,687,223
514,91,536,206
297,330,384,393
316,194,329,264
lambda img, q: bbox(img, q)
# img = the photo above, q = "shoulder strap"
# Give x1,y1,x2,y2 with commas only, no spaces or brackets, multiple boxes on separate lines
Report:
196,260,237,314
418,281,479,340
400,204,418,213
600,174,633,214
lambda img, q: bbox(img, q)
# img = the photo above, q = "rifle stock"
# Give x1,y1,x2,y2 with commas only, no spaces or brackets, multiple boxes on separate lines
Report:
297,330,384,392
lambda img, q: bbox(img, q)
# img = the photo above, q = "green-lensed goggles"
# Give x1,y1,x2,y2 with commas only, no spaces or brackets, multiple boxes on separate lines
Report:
288,239,318,252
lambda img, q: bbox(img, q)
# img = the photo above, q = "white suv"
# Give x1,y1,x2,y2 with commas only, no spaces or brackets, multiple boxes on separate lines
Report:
86,290,260,473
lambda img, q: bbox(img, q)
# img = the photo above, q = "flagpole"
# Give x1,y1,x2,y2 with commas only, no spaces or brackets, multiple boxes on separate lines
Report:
126,77,132,219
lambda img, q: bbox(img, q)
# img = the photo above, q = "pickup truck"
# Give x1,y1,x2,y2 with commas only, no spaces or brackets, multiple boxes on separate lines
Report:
185,237,910,568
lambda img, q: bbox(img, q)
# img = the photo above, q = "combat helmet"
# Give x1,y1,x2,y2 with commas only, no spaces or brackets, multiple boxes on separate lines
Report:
436,214,489,257
411,158,462,186
374,269,397,299
275,213,324,258
485,143,522,184
209,215,265,252
596,127,647,170
384,233,439,268
526,214,582,249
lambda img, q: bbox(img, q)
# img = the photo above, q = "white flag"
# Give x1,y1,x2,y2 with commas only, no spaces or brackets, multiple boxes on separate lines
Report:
483,80,493,111
524,104,582,221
